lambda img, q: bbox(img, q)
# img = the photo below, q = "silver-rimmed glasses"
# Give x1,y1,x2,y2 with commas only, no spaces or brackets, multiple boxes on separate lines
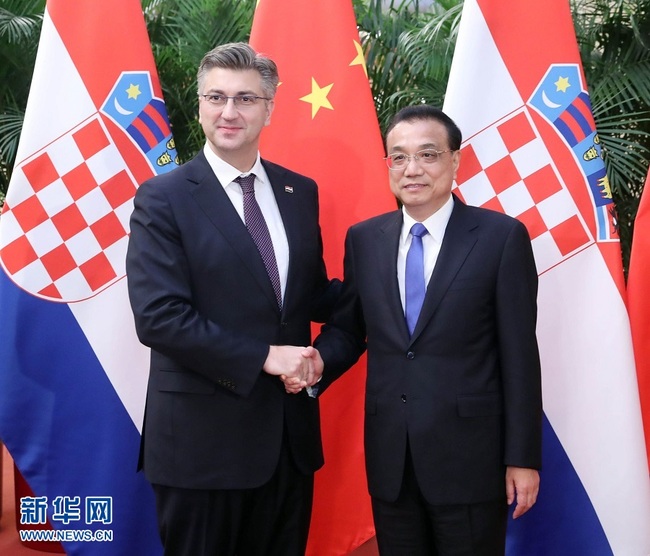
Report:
199,94,272,108
384,149,453,170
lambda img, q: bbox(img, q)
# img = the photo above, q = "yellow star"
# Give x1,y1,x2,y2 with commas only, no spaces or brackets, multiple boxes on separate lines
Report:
300,78,334,119
126,84,141,100
555,76,570,93
350,40,368,77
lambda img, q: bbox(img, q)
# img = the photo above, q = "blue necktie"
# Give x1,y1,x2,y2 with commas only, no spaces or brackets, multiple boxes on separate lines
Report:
236,174,283,309
405,223,429,336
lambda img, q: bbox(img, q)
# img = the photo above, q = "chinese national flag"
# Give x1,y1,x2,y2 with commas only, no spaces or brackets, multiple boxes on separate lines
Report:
251,1,395,554
628,168,650,467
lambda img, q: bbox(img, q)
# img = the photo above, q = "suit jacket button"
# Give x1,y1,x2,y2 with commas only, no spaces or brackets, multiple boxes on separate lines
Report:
406,351,415,360
401,394,407,403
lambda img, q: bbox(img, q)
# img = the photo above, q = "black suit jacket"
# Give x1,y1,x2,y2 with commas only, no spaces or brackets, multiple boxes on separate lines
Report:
315,195,542,505
126,151,338,490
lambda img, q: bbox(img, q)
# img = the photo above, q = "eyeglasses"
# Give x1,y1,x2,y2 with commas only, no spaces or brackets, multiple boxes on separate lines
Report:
384,149,453,170
199,94,272,108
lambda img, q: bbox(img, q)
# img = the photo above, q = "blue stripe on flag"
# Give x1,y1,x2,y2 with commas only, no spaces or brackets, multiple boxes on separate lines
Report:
506,414,612,556
553,118,578,147
138,107,166,144
566,98,593,139
0,271,162,556
126,123,151,153
150,99,171,135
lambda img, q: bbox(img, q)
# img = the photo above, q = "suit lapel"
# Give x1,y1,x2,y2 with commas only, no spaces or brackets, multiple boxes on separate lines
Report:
410,197,479,343
187,152,280,313
263,160,301,256
377,212,411,343
263,160,301,315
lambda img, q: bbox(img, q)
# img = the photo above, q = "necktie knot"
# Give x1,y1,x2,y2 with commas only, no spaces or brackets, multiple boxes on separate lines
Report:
236,174,256,195
410,222,428,239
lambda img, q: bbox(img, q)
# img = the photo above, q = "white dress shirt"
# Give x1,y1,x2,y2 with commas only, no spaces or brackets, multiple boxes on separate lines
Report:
203,144,290,301
397,195,454,314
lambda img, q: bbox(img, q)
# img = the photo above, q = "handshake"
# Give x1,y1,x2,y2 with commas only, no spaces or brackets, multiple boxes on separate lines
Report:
263,345,324,394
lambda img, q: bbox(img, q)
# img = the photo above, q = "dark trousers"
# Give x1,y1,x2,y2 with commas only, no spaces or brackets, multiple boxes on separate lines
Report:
371,447,507,556
152,441,314,556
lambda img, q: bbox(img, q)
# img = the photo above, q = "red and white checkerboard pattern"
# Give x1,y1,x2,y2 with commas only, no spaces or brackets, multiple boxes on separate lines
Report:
0,115,137,302
453,108,594,275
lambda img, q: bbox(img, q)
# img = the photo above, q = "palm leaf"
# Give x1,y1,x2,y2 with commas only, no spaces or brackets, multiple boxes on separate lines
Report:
0,0,45,197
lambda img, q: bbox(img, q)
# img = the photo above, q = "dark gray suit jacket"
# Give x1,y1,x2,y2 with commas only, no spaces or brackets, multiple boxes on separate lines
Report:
126,151,339,489
315,195,542,505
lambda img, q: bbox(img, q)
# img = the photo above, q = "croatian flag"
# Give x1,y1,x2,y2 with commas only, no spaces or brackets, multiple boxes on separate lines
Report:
0,1,177,553
444,0,650,554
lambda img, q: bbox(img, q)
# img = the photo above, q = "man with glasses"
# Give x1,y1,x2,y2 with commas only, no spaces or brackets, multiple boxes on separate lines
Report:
303,105,543,554
126,42,339,555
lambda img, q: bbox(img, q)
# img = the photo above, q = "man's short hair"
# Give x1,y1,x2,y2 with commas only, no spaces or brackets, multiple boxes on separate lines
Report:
385,105,462,151
197,42,279,99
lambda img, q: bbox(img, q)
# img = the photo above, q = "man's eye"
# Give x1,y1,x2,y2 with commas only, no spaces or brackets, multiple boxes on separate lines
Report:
210,95,225,102
419,151,436,159
392,154,407,163
238,96,254,104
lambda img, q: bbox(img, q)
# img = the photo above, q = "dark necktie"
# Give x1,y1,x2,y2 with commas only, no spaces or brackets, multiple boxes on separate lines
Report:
405,223,429,336
236,174,283,308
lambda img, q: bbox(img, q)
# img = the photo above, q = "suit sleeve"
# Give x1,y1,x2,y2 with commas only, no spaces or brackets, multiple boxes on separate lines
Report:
306,183,342,324
314,227,367,393
497,220,543,469
126,179,269,398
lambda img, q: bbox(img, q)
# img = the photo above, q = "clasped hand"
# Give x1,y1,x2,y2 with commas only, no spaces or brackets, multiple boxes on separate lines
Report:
263,345,324,394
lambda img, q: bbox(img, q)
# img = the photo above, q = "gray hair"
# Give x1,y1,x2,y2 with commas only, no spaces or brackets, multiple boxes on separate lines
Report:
197,42,279,99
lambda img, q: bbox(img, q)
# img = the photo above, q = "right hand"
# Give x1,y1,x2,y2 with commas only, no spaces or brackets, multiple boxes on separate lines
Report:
278,346,324,394
263,345,312,388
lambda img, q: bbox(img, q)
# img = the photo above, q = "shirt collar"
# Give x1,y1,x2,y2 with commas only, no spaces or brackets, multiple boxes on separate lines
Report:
401,194,454,244
202,143,264,188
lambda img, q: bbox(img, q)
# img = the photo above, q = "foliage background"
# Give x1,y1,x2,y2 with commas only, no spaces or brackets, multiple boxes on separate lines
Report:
1,0,649,272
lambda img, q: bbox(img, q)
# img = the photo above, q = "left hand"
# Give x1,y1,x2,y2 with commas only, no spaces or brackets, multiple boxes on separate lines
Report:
282,375,304,394
506,466,540,519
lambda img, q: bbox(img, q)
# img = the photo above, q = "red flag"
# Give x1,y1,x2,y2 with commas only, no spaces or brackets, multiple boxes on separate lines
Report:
251,2,395,554
628,168,650,466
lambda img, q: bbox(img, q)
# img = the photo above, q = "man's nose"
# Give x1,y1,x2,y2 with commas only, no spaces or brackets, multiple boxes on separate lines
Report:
221,97,239,118
404,156,423,175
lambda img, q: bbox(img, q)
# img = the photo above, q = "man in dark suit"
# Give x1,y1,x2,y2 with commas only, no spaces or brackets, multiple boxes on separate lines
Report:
303,105,542,555
126,43,339,556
